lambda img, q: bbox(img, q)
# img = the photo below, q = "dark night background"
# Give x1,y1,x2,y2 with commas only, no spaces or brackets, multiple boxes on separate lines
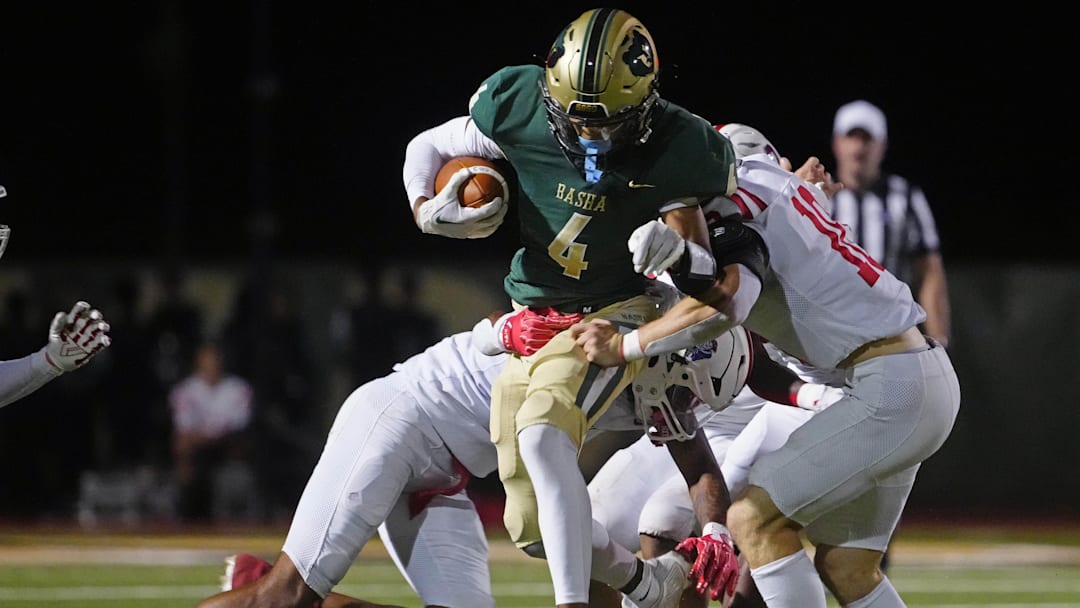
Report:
0,2,1075,267
0,3,1078,520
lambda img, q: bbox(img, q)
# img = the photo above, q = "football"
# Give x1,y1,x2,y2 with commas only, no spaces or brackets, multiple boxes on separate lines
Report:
434,156,507,209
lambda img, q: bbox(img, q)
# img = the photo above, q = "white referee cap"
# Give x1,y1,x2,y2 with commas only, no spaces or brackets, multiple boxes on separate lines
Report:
833,100,887,141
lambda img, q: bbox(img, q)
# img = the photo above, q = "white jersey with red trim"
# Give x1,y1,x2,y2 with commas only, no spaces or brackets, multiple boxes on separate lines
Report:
703,155,926,370
393,332,507,478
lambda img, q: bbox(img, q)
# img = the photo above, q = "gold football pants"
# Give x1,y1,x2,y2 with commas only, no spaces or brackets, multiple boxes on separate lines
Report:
491,295,657,547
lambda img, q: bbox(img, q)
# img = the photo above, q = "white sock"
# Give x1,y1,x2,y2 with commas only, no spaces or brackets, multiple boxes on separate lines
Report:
589,518,639,589
845,576,905,608
519,424,591,604
750,551,827,608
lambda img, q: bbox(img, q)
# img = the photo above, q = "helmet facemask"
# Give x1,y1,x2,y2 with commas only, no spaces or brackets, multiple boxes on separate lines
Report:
632,353,699,444
541,9,659,180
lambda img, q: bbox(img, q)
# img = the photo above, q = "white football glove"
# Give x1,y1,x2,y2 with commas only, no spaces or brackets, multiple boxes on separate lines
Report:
794,383,845,413
416,166,508,239
628,219,685,276
471,314,510,356
43,301,112,373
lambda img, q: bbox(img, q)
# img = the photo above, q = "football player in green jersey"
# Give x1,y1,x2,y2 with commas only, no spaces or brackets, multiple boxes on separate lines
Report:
402,8,738,608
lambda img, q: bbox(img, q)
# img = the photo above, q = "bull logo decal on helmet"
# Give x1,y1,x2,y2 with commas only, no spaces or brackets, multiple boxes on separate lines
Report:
623,31,654,77
546,35,566,68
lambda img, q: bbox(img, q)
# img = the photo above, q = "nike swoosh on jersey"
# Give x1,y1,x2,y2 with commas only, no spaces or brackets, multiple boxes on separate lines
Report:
628,180,656,189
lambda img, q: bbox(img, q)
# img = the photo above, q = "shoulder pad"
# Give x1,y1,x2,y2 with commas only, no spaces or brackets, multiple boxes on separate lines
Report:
708,217,769,280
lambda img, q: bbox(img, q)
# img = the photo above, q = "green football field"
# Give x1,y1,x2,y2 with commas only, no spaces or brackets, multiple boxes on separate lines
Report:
0,522,1077,607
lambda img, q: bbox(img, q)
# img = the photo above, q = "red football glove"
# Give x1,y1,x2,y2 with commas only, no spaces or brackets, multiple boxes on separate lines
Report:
497,306,585,356
674,522,739,601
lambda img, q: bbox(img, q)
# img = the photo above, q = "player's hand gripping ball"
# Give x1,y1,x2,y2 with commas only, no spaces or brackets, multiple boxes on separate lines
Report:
434,156,508,209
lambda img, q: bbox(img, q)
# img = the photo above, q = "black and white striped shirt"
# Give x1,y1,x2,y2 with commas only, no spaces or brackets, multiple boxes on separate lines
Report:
832,174,940,286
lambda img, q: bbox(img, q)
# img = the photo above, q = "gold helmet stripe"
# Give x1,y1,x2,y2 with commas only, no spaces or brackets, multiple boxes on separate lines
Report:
578,8,616,104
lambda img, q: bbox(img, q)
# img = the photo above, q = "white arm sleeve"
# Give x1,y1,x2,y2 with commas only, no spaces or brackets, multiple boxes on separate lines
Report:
402,115,506,205
643,264,762,357
0,350,62,409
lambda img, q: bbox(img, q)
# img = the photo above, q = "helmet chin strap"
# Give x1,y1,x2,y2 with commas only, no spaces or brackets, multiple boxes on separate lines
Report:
578,137,611,183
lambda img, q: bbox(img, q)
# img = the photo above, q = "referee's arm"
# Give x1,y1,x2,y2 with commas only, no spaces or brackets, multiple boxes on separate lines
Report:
914,250,951,348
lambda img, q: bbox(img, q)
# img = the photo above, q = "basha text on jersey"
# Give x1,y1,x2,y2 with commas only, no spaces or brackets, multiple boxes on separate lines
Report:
556,184,608,212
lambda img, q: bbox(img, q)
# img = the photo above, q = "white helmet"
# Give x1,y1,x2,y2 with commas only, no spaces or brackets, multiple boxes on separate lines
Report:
632,327,753,443
681,326,753,411
0,185,8,260
715,123,782,166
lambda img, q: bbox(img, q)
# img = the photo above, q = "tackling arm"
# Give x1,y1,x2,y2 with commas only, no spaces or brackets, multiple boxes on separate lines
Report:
0,301,111,409
744,333,806,405
574,217,767,366
668,431,741,602
575,262,760,365
666,432,730,526
745,334,845,412
0,352,61,409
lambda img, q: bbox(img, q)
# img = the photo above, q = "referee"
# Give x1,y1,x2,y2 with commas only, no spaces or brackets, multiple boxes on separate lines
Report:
831,100,952,348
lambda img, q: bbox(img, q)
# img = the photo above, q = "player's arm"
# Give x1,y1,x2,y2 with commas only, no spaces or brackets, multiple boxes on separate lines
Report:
0,301,111,409
576,217,767,366
0,353,60,409
471,308,583,357
667,430,729,526
629,203,714,283
743,333,844,412
666,425,740,601
402,115,507,239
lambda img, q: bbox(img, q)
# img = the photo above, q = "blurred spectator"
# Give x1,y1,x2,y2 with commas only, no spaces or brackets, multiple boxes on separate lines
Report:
169,339,257,522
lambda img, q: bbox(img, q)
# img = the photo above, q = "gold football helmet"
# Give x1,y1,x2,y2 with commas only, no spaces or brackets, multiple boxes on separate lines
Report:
541,8,659,167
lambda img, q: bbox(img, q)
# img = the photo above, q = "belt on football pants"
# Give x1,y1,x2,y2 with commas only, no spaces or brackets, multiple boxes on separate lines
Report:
839,326,929,368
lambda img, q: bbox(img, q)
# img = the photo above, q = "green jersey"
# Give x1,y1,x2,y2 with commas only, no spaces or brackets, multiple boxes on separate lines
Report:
469,65,736,312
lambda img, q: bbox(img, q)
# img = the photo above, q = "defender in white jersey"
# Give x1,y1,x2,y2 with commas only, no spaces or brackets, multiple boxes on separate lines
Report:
198,322,763,608
572,138,961,607
588,331,844,608
198,331,503,608
587,126,845,607
0,186,112,408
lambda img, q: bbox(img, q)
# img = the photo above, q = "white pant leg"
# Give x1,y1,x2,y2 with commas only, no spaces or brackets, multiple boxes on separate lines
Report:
588,434,677,552
379,490,493,608
721,404,813,499
282,375,460,597
749,346,960,546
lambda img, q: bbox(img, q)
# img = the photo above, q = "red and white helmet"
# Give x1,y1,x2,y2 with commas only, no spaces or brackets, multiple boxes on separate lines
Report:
715,123,782,166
